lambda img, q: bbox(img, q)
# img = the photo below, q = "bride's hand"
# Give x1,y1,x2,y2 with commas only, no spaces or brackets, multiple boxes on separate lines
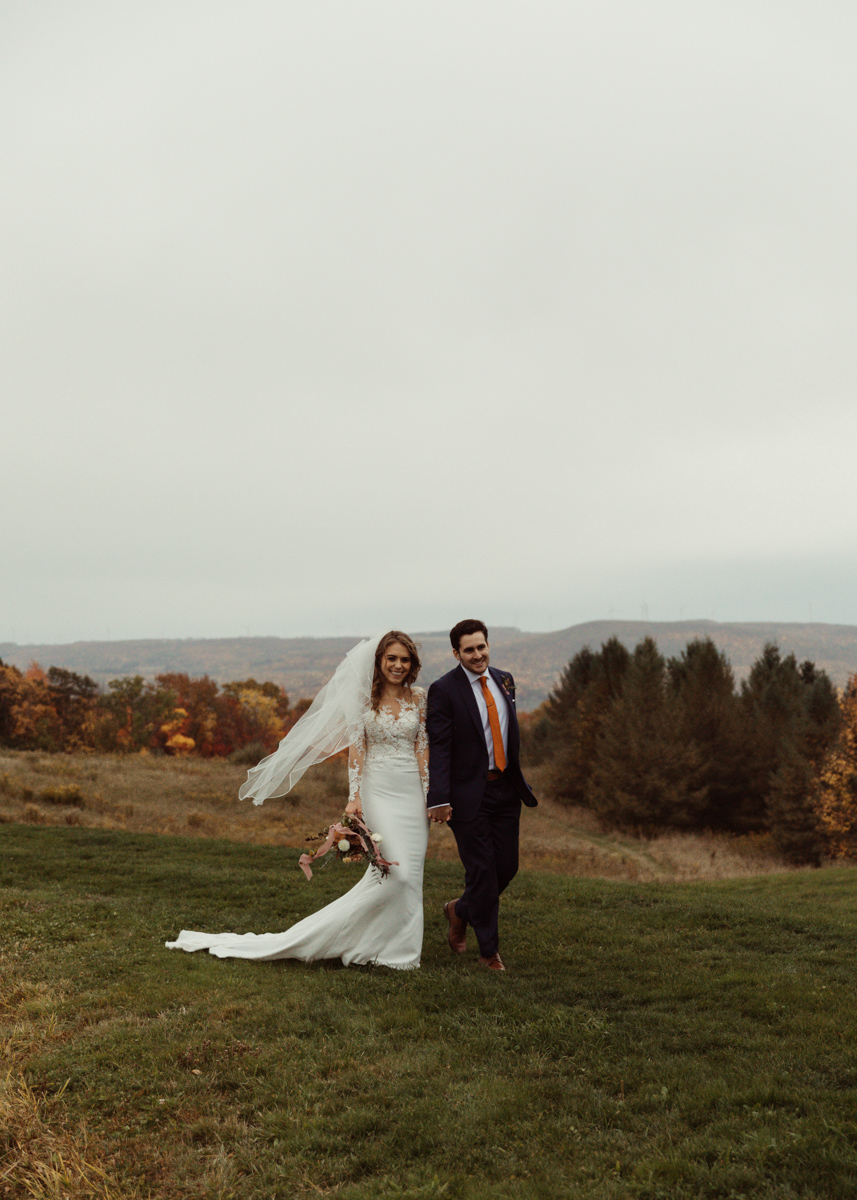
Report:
345,800,362,819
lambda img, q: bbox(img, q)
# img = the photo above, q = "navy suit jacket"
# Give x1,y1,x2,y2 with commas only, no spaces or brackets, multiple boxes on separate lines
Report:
426,664,538,821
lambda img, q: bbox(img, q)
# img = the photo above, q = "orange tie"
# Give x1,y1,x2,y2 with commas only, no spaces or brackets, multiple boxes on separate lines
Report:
479,676,507,772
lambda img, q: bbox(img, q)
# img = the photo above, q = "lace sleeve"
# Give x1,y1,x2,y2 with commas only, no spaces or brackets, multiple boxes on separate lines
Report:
348,726,366,810
414,687,429,799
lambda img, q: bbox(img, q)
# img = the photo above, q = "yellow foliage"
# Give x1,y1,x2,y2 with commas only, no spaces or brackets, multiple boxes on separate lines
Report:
160,707,196,754
237,687,286,743
814,677,857,859
159,706,189,738
166,733,196,755
195,709,218,752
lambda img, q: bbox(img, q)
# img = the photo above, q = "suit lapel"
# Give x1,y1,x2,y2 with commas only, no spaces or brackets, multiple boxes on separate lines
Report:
454,664,486,742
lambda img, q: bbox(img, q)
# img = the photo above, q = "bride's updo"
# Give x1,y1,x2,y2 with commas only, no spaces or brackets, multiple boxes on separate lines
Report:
371,631,422,711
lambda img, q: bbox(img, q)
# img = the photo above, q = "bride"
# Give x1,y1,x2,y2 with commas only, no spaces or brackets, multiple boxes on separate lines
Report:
166,631,429,969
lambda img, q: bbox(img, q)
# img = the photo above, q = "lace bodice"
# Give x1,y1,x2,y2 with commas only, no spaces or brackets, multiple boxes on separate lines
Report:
348,687,428,804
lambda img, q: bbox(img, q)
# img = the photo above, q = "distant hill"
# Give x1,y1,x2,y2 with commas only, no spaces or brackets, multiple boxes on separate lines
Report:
3,620,857,711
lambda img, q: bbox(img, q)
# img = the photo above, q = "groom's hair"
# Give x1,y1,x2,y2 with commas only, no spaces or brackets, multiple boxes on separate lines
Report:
449,619,488,652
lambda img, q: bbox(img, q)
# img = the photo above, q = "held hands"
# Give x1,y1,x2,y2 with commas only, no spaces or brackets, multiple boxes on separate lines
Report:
429,805,452,824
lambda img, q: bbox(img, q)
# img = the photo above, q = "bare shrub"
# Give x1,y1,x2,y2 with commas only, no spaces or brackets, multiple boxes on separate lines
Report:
41,760,85,780
38,784,86,807
229,740,268,766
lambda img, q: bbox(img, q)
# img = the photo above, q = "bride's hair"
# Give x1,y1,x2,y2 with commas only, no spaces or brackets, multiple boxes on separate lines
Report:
371,631,422,711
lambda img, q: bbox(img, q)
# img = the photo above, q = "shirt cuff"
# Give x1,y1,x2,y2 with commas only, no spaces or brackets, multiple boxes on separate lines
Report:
427,803,451,810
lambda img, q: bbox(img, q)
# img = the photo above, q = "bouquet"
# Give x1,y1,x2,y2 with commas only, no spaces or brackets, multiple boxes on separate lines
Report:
299,812,397,881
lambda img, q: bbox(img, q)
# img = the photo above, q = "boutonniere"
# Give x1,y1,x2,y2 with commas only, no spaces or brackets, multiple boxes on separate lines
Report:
500,675,515,702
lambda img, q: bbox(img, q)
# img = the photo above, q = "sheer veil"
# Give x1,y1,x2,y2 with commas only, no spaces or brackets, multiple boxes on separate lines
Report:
238,633,384,805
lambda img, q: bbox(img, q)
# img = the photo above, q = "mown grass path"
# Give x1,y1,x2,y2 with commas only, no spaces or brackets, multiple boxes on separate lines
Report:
2,824,857,1199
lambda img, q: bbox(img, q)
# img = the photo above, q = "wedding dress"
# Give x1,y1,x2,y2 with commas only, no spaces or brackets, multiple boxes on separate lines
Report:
166,688,429,969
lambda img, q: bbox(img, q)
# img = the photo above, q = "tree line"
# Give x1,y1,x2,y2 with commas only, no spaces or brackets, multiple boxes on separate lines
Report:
0,660,310,761
7,638,857,865
522,636,857,865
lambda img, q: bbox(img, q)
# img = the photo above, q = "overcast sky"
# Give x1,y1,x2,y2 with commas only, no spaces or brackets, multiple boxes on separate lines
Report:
2,1,856,644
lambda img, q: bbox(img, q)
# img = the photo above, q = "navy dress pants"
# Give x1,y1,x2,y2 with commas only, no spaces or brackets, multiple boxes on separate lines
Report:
450,773,521,957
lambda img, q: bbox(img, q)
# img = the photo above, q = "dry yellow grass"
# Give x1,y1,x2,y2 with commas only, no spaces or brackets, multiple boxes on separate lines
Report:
0,973,139,1200
0,750,796,883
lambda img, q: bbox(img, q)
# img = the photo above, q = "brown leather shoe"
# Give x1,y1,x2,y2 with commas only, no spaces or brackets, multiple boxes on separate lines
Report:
478,953,506,972
444,899,467,954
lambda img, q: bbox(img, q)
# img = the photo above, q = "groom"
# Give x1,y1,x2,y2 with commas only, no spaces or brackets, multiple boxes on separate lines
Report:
426,619,537,972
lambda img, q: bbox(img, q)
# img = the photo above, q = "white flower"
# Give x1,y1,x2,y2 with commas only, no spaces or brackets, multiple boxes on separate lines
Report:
337,838,350,852
372,833,383,844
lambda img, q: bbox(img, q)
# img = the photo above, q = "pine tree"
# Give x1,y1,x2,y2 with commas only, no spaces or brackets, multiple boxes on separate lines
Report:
542,637,630,806
741,643,841,846
768,751,824,865
739,644,812,830
46,667,99,747
586,637,707,832
667,638,749,830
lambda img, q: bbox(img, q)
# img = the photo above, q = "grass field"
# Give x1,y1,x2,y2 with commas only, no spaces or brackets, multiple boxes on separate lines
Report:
0,749,792,883
3,818,857,1199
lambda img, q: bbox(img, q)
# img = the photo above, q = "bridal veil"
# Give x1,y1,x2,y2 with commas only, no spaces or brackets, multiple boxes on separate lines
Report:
238,633,383,805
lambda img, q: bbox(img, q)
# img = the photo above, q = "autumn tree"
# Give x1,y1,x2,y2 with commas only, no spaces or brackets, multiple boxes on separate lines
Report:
222,679,291,754
813,676,857,860
154,673,221,755
151,673,293,757
86,676,175,752
0,660,23,745
221,679,290,720
0,663,63,750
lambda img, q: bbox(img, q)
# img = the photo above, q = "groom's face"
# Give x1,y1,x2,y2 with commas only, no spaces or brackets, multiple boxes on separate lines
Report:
454,632,490,675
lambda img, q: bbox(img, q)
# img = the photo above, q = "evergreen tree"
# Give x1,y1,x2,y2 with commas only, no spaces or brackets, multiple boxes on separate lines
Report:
798,660,841,763
739,644,811,830
767,750,824,865
586,637,707,832
46,666,99,746
542,637,630,805
741,643,841,843
667,638,749,830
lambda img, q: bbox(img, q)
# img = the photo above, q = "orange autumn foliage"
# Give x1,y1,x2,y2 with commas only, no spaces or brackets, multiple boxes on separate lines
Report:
0,658,307,759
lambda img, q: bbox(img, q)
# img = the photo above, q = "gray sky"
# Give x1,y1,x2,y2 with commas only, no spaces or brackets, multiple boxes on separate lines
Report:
3,1,856,644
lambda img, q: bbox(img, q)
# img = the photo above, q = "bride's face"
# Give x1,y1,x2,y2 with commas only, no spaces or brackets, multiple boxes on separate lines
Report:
380,642,412,687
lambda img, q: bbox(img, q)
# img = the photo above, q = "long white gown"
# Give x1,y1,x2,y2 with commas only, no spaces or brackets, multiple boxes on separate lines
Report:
166,688,430,970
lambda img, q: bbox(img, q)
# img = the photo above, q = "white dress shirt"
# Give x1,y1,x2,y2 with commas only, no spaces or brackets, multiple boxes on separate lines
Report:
462,665,510,770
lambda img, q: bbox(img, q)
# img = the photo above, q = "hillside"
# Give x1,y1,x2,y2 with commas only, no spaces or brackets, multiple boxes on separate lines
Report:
3,619,857,709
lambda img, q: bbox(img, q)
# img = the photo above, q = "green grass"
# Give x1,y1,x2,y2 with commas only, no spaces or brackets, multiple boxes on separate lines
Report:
2,824,857,1199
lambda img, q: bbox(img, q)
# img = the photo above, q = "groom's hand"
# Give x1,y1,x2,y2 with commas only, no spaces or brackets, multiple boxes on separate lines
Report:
429,805,452,824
